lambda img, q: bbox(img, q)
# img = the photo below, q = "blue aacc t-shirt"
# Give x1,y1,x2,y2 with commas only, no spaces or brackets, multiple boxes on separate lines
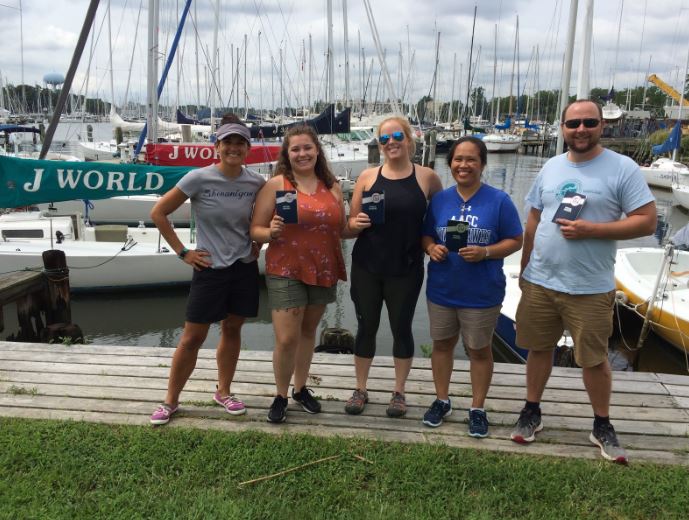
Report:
422,183,523,308
522,149,655,294
177,164,265,268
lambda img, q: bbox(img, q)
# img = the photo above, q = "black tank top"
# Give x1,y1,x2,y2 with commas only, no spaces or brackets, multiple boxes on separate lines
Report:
352,165,428,275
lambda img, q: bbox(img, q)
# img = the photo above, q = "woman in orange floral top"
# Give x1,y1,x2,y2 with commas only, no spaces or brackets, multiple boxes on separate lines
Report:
251,125,350,423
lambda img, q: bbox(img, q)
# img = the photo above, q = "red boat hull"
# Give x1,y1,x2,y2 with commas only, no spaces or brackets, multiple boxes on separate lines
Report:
145,143,281,167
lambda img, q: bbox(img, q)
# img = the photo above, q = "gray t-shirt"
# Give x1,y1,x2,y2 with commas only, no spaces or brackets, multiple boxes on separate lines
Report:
523,149,654,294
177,164,265,268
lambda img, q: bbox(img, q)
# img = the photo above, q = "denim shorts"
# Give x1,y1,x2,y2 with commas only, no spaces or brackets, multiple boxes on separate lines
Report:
265,275,336,310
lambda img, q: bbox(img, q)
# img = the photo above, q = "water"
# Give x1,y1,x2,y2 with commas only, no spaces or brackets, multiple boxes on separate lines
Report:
3,122,688,374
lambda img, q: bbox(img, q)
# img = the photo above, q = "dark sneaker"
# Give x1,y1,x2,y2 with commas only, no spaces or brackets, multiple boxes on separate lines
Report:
267,395,288,423
150,403,178,425
468,409,489,438
590,422,628,464
510,407,543,444
292,386,321,414
344,389,368,415
386,392,407,418
422,399,452,428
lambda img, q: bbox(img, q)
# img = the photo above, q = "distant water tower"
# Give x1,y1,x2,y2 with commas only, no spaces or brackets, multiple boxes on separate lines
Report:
43,72,65,115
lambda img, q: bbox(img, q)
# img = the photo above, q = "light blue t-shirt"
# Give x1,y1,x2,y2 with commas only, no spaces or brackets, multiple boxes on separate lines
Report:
423,183,523,308
177,164,265,268
523,149,654,294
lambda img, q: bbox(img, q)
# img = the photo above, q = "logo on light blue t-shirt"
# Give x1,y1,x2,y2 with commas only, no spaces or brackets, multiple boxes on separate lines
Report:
556,180,581,201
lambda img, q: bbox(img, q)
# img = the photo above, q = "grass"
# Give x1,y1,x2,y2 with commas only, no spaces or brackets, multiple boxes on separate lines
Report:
6,385,38,396
1,418,688,519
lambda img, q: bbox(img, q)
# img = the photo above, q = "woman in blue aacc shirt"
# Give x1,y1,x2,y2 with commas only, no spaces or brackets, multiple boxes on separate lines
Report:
421,136,523,436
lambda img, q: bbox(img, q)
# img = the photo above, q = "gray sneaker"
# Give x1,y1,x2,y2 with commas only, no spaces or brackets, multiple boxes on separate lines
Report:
590,422,628,464
344,389,368,415
510,407,543,444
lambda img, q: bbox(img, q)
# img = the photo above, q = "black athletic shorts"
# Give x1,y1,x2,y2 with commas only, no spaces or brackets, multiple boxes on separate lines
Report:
185,260,259,323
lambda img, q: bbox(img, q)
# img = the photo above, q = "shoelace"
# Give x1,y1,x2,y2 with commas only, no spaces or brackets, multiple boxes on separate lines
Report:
597,423,620,447
470,411,486,428
430,400,447,416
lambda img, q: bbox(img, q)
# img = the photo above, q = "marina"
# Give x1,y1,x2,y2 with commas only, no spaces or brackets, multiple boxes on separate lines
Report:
0,341,687,465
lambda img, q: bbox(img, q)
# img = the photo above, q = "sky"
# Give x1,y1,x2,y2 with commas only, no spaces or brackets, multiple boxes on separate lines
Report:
1,0,689,111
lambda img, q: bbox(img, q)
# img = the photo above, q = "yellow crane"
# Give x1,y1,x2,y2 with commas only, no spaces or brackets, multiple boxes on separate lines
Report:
647,74,689,106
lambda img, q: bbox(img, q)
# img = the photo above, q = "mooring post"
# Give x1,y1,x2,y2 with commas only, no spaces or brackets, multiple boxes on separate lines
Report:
41,250,83,343
367,138,380,167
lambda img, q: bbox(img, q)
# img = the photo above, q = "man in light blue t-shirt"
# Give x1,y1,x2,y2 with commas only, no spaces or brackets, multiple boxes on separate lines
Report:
510,100,656,464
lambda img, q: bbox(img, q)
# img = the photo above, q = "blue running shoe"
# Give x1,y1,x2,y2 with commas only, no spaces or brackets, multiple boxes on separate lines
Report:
422,399,452,428
468,409,489,438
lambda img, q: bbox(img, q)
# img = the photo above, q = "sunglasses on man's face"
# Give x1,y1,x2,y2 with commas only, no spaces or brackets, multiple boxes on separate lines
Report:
379,131,405,145
563,118,600,129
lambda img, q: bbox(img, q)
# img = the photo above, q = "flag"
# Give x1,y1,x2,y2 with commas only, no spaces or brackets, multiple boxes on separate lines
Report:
652,121,682,155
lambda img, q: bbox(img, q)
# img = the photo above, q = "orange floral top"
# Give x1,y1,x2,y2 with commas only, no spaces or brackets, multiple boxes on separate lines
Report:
265,177,347,287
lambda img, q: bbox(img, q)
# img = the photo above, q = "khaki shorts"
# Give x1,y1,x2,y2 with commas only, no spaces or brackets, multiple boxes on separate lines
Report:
266,275,337,310
515,279,615,367
428,300,501,349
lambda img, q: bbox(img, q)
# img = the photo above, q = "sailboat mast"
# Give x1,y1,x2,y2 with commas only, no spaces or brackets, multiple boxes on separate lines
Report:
39,0,99,159
209,0,218,130
147,0,160,145
327,0,334,105
508,16,517,116
576,0,593,99
259,32,263,120
244,33,247,117
449,52,457,125
556,0,579,155
343,0,350,107
491,23,497,125
463,5,477,125
308,34,313,110
432,30,440,123
195,0,200,115
107,0,116,112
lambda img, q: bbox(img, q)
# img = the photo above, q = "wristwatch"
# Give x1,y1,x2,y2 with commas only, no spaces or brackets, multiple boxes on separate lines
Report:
178,247,190,260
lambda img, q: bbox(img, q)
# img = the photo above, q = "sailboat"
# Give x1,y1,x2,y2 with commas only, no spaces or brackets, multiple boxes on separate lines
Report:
602,1,625,122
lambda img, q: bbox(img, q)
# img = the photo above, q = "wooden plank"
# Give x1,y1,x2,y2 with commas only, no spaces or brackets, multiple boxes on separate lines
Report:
0,358,671,397
2,381,686,437
1,406,684,466
0,366,672,416
666,385,689,398
0,367,678,410
657,373,689,385
0,272,44,306
2,380,683,424
0,341,678,384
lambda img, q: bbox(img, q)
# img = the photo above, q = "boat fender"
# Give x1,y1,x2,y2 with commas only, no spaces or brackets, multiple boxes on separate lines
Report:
614,290,628,304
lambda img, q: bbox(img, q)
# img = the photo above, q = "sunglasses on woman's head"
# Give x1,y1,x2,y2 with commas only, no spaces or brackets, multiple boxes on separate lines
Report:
563,118,600,129
379,131,405,145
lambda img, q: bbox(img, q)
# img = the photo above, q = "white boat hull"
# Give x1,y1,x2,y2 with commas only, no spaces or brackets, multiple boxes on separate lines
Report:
615,247,689,354
640,158,689,189
36,196,192,226
672,184,689,210
482,134,522,153
0,212,265,291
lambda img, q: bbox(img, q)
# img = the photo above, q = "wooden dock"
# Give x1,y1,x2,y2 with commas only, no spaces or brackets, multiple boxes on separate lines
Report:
1,340,688,465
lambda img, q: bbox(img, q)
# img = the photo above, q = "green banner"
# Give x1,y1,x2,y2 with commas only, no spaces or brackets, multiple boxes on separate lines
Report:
0,155,194,207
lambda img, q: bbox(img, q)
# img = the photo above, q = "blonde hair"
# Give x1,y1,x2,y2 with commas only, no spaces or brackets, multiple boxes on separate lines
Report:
377,116,417,160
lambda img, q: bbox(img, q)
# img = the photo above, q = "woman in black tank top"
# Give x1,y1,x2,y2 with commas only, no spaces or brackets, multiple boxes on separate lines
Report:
345,116,442,418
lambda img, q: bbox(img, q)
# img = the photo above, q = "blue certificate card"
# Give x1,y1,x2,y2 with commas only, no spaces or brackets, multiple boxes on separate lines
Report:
445,219,469,251
362,190,385,224
552,192,586,222
276,190,298,223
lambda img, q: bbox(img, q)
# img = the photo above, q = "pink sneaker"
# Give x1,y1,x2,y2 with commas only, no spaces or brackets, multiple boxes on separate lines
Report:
213,391,246,415
150,403,178,425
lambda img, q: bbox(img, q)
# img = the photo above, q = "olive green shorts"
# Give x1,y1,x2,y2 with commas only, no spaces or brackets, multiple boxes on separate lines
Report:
265,275,337,310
